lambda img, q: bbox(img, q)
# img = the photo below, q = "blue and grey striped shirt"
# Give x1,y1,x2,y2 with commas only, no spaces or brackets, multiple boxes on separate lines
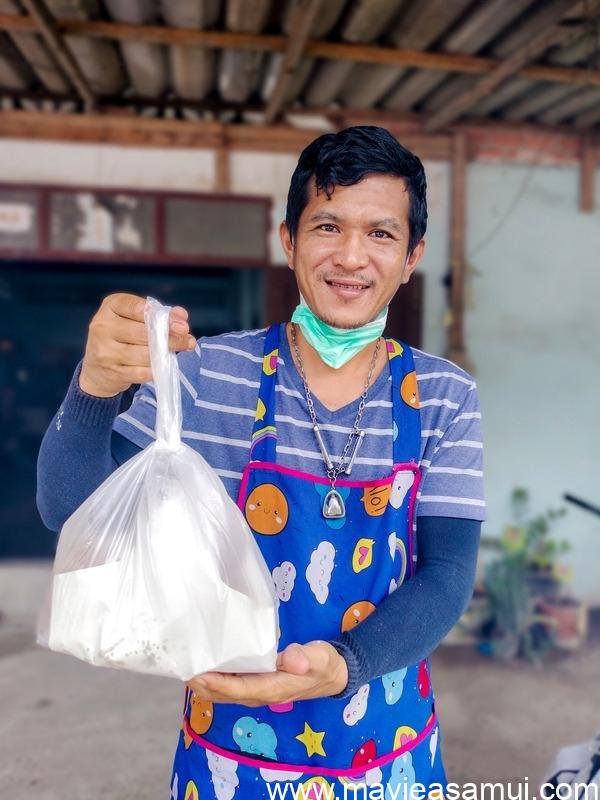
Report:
114,324,486,521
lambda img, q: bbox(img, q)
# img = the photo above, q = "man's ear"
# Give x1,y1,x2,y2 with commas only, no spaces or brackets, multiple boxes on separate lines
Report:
401,239,425,284
279,221,295,271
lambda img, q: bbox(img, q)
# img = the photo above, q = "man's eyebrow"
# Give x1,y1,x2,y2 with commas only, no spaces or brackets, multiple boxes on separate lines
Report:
307,212,403,232
307,211,341,224
370,218,403,233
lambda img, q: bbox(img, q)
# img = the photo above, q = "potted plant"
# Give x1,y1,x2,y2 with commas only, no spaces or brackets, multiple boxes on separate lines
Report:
479,487,586,660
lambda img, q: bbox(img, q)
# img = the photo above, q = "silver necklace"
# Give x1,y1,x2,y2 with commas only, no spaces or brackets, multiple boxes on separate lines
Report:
290,322,382,519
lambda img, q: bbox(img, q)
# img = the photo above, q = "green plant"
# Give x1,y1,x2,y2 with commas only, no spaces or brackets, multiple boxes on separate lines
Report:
480,487,569,662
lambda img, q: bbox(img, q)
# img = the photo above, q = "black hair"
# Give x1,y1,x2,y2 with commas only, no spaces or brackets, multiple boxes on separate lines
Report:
285,125,427,254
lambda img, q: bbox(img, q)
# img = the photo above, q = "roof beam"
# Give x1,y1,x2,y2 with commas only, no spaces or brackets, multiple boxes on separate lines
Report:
264,0,322,123
0,109,454,161
17,0,96,111
424,0,582,131
0,13,598,90
3,109,600,167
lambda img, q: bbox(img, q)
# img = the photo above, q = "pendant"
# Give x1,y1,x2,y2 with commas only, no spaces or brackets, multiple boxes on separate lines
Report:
323,489,346,519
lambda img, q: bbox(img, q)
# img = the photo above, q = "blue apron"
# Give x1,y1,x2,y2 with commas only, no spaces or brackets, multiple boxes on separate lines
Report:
170,325,447,800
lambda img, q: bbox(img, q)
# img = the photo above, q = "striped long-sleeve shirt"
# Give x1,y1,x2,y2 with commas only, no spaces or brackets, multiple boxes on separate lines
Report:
114,323,486,521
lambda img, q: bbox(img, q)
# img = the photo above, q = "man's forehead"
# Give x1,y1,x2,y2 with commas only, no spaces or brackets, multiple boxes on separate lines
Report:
306,172,407,195
303,174,410,222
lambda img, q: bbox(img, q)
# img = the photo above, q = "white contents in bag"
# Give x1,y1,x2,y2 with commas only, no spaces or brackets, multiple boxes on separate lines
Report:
39,298,279,680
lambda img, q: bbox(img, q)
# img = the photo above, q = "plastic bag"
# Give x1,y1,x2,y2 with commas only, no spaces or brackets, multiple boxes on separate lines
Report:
541,728,600,797
38,297,279,680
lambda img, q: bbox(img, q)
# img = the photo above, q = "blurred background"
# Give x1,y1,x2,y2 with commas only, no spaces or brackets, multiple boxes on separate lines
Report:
0,0,599,797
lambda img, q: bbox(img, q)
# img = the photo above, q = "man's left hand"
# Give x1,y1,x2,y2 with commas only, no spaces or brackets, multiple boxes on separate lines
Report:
186,641,348,707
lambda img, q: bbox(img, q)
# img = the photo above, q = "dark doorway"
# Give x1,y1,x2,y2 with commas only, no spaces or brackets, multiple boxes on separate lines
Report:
0,261,264,558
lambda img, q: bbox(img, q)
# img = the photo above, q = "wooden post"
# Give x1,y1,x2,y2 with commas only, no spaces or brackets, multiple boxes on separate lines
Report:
579,135,595,213
215,143,231,193
446,132,471,370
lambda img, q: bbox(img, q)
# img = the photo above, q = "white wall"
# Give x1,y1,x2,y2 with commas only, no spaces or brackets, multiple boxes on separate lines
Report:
466,163,600,603
0,139,215,190
1,140,598,602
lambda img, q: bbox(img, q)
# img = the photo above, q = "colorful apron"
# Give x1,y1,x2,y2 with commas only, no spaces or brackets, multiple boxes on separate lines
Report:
170,325,447,800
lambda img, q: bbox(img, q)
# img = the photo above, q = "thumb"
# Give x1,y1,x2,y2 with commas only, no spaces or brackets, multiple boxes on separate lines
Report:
276,643,311,675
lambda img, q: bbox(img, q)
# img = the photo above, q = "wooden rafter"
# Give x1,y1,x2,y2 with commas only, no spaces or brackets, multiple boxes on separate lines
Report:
264,0,322,124
18,0,96,111
1,13,599,91
425,0,582,132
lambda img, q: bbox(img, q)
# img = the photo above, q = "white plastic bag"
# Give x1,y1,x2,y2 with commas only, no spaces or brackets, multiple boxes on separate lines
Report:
38,297,279,680
541,729,600,796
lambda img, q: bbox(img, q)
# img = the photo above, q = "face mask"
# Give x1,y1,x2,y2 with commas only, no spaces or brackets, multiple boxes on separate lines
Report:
291,296,388,369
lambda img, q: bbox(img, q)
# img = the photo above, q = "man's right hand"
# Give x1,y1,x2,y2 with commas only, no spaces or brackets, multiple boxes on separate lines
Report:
79,293,196,398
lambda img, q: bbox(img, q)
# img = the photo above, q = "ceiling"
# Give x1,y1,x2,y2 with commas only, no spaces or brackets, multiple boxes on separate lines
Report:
0,0,600,132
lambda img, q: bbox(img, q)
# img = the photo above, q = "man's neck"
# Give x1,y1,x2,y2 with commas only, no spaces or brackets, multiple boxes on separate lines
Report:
285,322,387,411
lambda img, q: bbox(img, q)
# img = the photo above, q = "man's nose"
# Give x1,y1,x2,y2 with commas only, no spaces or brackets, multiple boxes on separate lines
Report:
333,231,370,270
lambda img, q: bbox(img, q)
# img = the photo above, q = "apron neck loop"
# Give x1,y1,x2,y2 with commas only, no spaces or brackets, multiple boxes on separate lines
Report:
250,327,421,469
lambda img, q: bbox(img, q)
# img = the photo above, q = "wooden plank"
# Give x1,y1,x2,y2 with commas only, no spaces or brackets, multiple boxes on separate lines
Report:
580,136,595,213
4,108,599,166
0,108,458,160
425,0,581,132
0,110,226,148
264,0,322,123
18,0,96,111
446,132,468,367
1,13,599,89
0,14,287,50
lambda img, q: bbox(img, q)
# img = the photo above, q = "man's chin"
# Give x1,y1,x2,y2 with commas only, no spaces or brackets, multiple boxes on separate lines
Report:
317,313,373,330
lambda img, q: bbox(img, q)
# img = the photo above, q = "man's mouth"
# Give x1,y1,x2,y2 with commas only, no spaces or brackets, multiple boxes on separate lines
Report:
325,279,371,293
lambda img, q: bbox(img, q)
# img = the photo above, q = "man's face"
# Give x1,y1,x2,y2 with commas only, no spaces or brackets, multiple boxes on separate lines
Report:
280,173,425,329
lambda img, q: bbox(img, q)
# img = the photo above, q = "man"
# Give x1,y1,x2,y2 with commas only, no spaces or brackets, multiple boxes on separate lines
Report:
38,126,485,798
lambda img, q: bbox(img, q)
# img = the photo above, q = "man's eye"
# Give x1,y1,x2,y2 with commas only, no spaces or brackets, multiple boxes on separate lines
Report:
319,224,337,232
372,229,391,239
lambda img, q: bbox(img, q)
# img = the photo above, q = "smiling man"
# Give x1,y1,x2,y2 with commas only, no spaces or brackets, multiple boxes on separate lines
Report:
38,126,485,798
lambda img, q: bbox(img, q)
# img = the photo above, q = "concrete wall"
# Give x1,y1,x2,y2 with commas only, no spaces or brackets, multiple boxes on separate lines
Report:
1,139,598,602
466,162,600,604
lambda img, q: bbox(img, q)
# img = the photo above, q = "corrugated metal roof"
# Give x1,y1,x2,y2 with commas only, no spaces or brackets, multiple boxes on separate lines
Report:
0,0,599,130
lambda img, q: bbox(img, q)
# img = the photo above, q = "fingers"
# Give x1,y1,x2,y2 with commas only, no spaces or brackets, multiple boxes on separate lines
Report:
111,317,195,352
188,671,296,706
103,292,146,323
103,293,192,334
171,305,188,321
278,643,311,676
82,293,196,397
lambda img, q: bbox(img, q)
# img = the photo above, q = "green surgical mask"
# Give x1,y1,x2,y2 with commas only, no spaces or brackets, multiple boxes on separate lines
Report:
291,296,388,369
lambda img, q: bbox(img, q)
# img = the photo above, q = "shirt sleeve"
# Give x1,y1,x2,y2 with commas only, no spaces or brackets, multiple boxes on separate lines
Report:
416,381,486,521
112,345,202,449
330,516,481,697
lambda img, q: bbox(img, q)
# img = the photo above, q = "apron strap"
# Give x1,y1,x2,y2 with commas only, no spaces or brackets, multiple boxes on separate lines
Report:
249,324,280,462
386,338,422,466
